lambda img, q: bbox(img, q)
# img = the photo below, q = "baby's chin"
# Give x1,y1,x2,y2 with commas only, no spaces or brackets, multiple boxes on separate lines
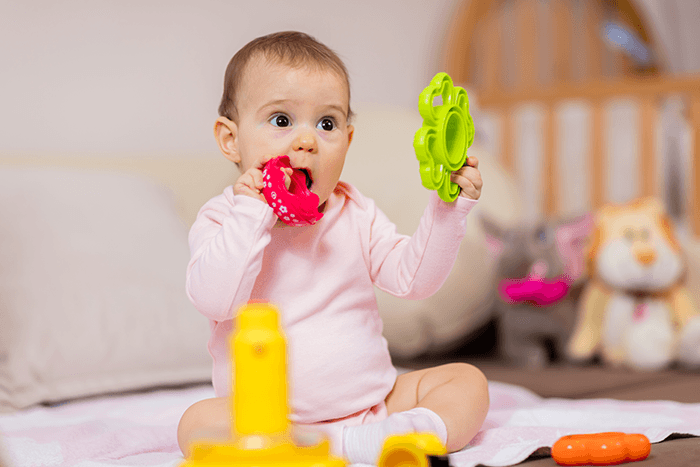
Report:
310,187,331,208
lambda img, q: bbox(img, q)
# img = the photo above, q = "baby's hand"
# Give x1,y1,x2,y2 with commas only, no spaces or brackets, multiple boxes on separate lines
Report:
233,155,293,202
451,156,483,200
233,154,277,202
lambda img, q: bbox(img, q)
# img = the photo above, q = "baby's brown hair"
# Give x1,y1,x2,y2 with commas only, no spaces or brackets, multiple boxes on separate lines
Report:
218,31,352,122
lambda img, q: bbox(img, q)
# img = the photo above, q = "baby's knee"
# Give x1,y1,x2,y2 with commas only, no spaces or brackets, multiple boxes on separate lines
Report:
447,363,489,406
444,362,487,386
177,397,230,457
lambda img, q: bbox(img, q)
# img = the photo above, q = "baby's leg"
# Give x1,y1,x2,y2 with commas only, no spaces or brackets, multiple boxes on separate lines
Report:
341,363,488,464
177,397,332,457
385,362,489,452
177,397,230,457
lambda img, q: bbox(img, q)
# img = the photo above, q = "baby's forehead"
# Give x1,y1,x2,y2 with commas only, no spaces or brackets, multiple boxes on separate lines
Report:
235,53,352,118
247,54,346,84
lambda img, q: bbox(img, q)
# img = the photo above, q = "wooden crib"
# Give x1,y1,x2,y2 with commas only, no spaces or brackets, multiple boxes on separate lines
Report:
442,0,700,235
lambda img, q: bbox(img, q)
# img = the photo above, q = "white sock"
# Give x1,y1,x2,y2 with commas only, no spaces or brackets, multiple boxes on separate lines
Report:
341,407,447,465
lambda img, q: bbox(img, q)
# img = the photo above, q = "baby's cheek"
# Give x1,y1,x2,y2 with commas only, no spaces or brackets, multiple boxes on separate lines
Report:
316,129,347,144
262,126,293,140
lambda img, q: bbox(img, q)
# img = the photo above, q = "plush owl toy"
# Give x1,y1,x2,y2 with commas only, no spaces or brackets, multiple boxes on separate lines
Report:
482,213,593,367
566,197,700,370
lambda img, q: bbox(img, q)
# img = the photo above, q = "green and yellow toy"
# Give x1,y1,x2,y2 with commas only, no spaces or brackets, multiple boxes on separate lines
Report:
414,72,475,202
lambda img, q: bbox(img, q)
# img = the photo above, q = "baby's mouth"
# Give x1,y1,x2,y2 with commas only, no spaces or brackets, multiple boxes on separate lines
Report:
296,168,313,190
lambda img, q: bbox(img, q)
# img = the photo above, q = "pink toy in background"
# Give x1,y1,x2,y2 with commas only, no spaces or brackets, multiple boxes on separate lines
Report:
262,155,323,226
481,213,594,367
498,270,571,307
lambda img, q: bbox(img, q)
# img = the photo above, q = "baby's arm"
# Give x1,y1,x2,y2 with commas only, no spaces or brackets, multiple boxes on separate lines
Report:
367,189,477,299
186,190,276,322
367,156,482,296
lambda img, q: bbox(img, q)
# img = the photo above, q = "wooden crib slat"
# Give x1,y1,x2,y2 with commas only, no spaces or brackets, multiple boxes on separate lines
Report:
640,97,656,197
444,0,700,237
483,9,503,93
552,0,573,83
691,93,700,236
479,74,700,107
591,100,606,209
515,0,538,88
501,108,515,173
544,104,558,215
443,0,494,85
584,0,603,80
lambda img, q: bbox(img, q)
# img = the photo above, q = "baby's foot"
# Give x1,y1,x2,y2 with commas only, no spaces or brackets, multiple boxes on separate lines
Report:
342,408,447,465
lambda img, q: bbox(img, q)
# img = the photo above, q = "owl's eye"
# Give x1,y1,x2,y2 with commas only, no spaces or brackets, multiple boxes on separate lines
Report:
623,228,635,241
533,226,548,243
639,228,650,241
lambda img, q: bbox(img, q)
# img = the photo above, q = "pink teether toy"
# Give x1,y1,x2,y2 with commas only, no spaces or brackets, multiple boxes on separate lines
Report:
498,275,570,307
261,155,323,226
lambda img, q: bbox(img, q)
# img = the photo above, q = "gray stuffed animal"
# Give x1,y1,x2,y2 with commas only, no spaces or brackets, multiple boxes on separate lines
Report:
481,213,593,367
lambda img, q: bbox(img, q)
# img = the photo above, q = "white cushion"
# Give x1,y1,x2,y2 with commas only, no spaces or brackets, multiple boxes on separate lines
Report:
0,167,212,411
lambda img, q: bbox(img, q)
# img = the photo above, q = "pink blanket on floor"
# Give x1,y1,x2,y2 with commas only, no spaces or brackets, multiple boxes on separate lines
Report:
0,381,698,467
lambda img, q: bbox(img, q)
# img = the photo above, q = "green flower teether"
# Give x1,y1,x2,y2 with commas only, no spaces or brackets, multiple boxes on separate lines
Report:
413,72,475,202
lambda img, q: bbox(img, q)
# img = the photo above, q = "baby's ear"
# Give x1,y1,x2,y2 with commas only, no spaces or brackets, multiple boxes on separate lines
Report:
347,124,354,146
214,116,240,164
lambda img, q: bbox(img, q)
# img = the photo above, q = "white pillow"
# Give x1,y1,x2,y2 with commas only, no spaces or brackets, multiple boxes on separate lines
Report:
0,167,212,411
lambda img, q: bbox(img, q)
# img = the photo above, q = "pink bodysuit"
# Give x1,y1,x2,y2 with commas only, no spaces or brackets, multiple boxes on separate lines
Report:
186,181,476,425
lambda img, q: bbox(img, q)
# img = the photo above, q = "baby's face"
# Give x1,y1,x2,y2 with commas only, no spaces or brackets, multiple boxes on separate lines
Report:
231,57,354,207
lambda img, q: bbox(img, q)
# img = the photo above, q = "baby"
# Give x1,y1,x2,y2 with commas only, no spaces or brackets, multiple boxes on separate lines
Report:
177,31,489,464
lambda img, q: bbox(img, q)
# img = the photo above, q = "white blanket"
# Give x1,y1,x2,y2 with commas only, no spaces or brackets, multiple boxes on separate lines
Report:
0,381,698,467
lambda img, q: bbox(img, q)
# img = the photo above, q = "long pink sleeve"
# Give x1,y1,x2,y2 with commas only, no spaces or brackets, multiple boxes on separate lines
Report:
186,190,277,323
186,181,477,423
367,190,475,298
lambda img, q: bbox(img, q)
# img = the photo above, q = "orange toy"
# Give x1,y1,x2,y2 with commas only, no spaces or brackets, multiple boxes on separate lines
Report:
552,432,651,466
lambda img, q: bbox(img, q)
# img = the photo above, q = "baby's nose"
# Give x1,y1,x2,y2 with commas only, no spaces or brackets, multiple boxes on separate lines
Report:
293,130,317,153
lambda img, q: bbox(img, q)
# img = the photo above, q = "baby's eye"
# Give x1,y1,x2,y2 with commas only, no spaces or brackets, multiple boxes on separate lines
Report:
270,114,291,128
317,118,336,131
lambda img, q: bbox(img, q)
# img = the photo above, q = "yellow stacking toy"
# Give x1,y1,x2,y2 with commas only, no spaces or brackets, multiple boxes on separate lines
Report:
413,72,475,202
378,433,448,467
180,301,346,467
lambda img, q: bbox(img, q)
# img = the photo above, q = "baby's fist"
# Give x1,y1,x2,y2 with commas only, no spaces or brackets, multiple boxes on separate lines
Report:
233,167,266,202
451,156,482,200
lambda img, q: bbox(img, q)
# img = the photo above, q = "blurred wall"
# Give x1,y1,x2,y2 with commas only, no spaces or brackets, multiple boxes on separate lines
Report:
0,0,457,158
0,0,697,159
